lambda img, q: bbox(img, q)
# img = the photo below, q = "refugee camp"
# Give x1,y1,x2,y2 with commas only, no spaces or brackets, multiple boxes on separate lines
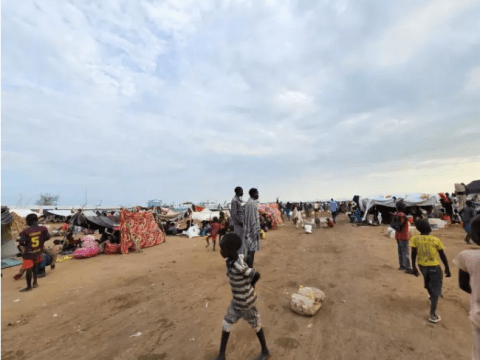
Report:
2,1,480,360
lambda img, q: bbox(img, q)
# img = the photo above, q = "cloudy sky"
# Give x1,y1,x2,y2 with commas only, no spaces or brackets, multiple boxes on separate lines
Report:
2,0,480,206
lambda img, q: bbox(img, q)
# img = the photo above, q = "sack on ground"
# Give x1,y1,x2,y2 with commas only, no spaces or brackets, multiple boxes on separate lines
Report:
290,286,325,316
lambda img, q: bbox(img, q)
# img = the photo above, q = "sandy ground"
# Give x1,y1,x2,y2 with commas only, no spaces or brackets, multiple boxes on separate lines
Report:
1,213,477,360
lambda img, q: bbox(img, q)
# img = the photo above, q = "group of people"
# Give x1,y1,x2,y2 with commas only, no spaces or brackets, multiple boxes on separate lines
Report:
392,200,480,358
210,186,270,360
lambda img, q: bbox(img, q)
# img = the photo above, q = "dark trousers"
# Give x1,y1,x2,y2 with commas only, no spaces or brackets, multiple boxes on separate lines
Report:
332,211,338,223
246,251,255,268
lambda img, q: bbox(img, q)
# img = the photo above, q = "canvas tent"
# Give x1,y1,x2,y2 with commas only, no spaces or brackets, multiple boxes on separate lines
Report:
466,180,480,194
192,208,224,222
9,209,42,218
70,210,115,231
1,207,23,268
119,209,165,254
356,194,438,223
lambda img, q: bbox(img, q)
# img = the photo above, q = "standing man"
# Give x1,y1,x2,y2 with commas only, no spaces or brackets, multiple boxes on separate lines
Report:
329,198,338,223
244,188,261,268
230,187,245,255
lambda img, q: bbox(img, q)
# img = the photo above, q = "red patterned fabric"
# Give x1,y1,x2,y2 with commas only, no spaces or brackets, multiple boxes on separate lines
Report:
73,247,99,259
104,241,121,255
267,203,283,224
119,209,165,254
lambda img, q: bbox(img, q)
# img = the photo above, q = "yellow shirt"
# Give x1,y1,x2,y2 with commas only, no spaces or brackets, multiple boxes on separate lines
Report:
410,235,445,266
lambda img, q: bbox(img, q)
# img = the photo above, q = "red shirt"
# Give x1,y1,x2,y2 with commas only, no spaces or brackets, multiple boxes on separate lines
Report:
394,212,409,241
210,222,221,237
19,225,50,259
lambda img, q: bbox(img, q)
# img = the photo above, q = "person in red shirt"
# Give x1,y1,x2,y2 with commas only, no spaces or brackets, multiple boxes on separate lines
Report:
18,214,51,292
394,202,415,275
206,217,222,251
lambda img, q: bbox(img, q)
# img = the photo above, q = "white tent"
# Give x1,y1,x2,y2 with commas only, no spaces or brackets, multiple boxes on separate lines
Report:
192,208,222,222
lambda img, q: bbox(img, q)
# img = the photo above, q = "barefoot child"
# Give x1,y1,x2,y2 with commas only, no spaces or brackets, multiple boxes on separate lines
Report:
410,219,451,323
206,217,221,251
211,233,270,360
454,215,480,360
17,214,51,292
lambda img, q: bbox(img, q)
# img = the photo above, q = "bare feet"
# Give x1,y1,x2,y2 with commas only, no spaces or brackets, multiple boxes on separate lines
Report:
254,350,271,360
20,287,32,292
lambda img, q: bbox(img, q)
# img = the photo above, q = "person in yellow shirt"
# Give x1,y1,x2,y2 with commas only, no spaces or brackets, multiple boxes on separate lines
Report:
411,219,451,323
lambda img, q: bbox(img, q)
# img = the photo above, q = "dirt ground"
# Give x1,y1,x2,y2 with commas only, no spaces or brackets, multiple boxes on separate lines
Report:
1,213,476,360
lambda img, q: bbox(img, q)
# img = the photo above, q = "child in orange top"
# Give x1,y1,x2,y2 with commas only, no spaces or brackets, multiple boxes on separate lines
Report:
206,217,221,251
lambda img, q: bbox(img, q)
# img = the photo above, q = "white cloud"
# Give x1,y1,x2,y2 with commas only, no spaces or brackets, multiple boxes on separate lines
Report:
2,0,480,205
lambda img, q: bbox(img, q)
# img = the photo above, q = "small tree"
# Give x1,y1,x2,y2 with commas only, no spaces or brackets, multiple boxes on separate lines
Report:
35,193,59,206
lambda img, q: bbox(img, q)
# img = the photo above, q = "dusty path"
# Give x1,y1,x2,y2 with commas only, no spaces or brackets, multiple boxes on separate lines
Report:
1,213,476,360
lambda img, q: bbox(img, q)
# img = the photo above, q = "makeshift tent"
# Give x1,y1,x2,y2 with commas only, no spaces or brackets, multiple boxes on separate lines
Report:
192,208,222,222
1,207,15,257
357,194,437,223
70,210,115,231
44,209,74,223
155,208,186,222
266,203,283,225
466,180,480,194
10,209,41,218
119,209,165,254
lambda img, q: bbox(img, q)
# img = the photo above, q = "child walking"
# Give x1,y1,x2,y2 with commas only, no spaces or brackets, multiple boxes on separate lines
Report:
394,202,415,274
454,215,480,360
206,217,221,251
410,219,451,323
17,214,51,292
210,233,270,360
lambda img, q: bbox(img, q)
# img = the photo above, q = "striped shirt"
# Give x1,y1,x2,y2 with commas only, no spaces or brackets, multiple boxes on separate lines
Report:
226,254,257,310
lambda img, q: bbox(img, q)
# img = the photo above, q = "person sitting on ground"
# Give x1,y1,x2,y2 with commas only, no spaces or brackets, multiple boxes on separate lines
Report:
410,219,451,323
454,215,480,359
210,233,270,360
461,201,476,244
57,233,79,254
206,217,221,251
165,221,178,236
326,218,334,228
17,214,51,292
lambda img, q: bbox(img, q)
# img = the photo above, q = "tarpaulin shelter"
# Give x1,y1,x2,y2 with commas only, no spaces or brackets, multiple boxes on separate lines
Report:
192,208,224,222
466,180,480,194
10,209,42,218
119,209,165,254
1,207,22,266
155,208,186,222
70,210,115,231
44,209,74,222
258,204,283,229
357,194,437,223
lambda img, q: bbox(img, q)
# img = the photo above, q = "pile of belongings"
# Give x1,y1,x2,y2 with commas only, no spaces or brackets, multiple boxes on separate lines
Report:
73,235,100,259
290,286,326,316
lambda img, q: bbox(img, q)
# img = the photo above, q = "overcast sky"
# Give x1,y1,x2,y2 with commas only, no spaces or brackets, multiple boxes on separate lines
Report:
2,0,480,206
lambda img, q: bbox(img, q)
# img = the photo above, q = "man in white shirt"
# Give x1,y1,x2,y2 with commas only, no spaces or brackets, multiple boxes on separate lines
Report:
455,215,480,360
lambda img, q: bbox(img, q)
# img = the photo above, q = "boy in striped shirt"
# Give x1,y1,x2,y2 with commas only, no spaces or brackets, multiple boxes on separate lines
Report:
211,233,270,360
